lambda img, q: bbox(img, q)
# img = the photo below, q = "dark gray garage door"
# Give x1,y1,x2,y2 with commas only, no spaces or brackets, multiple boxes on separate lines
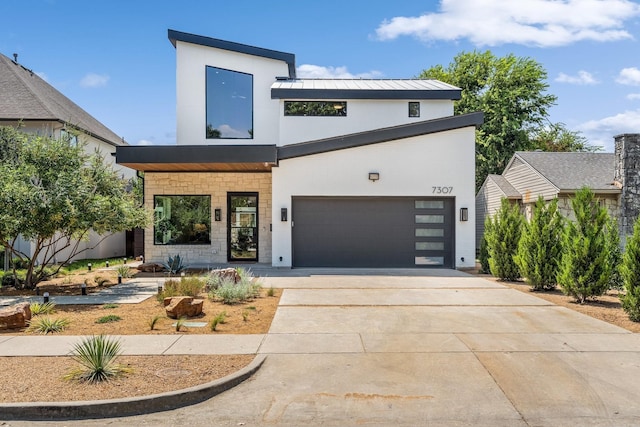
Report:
292,197,455,268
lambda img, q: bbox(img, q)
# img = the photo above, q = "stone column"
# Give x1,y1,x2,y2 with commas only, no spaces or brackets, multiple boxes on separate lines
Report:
614,133,640,244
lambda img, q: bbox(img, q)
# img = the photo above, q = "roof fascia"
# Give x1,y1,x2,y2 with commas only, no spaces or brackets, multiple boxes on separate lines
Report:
271,88,461,100
116,144,278,166
168,29,296,78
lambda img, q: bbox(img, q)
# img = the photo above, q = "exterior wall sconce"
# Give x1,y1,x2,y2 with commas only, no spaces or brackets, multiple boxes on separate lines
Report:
368,172,380,182
460,207,468,222
281,208,288,221
214,208,221,221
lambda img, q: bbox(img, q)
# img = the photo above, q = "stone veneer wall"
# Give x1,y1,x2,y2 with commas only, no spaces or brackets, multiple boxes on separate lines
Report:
614,133,640,244
144,172,272,265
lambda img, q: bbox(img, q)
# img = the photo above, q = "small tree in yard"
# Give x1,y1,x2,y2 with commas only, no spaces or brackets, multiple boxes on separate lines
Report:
486,198,523,281
0,126,149,289
620,219,640,321
515,197,564,291
557,188,615,303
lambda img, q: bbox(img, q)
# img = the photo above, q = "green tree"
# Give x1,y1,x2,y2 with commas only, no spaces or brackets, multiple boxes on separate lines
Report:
485,198,523,281
620,218,640,321
515,197,564,290
418,51,557,190
0,126,149,289
530,122,600,152
557,188,614,303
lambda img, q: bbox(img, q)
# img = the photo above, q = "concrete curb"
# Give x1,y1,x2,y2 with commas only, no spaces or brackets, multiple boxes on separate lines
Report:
0,354,266,421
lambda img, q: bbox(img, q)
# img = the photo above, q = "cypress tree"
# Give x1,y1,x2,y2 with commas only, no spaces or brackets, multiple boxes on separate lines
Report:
486,198,523,281
515,197,564,290
621,218,640,321
557,188,613,303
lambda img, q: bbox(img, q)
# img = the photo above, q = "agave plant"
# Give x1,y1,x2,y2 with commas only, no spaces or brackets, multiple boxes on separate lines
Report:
28,316,70,334
65,335,130,383
162,254,188,275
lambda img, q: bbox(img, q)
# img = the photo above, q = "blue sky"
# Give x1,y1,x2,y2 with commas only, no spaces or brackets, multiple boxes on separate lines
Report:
2,0,640,151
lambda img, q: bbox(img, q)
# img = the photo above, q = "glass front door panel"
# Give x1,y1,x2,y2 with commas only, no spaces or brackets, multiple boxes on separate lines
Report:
228,194,258,261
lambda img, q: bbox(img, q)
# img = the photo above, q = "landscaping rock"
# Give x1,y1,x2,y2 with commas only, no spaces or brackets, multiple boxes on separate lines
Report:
209,268,240,283
0,302,32,330
164,296,204,319
137,262,165,273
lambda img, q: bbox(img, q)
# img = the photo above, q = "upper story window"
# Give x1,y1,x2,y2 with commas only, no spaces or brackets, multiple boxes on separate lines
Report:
284,101,347,117
409,102,420,118
206,66,253,139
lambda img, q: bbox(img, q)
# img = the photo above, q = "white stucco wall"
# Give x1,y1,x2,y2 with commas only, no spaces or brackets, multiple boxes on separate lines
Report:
278,99,454,145
175,41,289,146
271,127,477,268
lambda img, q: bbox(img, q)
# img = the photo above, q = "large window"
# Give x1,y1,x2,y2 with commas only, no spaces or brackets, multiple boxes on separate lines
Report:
154,195,211,245
284,101,347,116
206,66,253,139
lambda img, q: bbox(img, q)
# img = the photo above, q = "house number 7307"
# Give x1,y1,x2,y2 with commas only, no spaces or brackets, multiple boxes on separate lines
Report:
432,186,453,194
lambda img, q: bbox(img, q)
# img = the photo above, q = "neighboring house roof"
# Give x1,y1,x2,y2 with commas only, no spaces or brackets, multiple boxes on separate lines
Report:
168,29,297,79
514,151,618,192
271,79,461,100
0,53,125,147
485,174,521,198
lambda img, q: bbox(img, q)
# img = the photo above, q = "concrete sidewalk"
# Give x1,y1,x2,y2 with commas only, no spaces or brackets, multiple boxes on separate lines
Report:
4,270,640,426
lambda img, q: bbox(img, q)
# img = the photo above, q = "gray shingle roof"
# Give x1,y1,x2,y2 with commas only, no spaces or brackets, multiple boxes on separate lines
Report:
0,53,125,146
487,174,521,198
515,151,617,191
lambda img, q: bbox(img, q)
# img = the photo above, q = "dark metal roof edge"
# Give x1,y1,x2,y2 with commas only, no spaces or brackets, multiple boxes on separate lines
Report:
278,112,483,160
115,144,278,165
168,29,296,78
271,88,461,100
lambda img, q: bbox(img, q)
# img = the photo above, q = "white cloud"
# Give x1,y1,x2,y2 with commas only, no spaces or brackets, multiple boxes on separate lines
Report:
80,73,109,88
375,0,640,47
627,93,640,100
136,139,154,146
578,109,640,151
616,67,640,86
555,70,598,85
297,64,383,79
218,124,249,139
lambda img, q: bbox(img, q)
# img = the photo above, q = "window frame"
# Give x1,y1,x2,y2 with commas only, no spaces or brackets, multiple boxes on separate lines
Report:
284,101,347,117
409,101,420,118
153,195,212,246
205,65,254,140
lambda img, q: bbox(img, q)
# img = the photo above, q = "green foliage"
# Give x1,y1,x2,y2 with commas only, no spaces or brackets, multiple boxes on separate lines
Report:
209,311,228,331
102,303,119,309
65,335,130,383
28,317,70,334
485,198,523,281
96,314,121,324
267,286,276,297
209,268,262,304
515,197,564,290
29,301,56,316
557,188,614,303
621,219,640,321
148,315,162,330
0,126,149,289
175,316,187,332
478,230,491,274
157,276,204,302
116,265,132,278
606,218,623,291
419,51,557,190
530,122,600,153
162,254,189,275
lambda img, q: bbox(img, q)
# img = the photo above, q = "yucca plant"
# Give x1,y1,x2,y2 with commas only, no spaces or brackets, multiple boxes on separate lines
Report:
28,316,70,334
29,301,56,316
65,335,130,383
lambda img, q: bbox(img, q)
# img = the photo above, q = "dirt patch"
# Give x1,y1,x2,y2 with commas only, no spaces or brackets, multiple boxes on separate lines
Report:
0,269,279,403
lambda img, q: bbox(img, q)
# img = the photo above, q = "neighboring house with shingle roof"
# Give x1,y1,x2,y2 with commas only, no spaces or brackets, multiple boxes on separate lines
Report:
476,133,640,252
0,52,137,262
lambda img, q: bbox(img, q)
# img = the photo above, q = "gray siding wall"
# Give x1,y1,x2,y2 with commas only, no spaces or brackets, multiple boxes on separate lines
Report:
503,157,558,203
475,178,514,251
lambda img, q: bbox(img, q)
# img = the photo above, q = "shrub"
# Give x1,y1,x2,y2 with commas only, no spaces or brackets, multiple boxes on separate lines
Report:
607,218,623,291
210,277,261,304
478,231,491,274
30,301,56,316
28,317,70,334
96,314,122,324
148,315,162,330
102,303,119,309
175,316,187,332
157,277,205,302
515,197,564,290
621,219,640,321
485,198,523,281
209,311,228,331
65,335,130,383
116,265,132,279
162,254,188,275
557,188,615,303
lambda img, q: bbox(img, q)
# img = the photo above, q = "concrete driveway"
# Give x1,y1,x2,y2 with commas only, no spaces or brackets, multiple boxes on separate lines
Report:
9,269,640,426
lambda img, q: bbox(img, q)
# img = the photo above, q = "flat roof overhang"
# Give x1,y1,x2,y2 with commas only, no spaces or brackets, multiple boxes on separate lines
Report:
115,145,278,172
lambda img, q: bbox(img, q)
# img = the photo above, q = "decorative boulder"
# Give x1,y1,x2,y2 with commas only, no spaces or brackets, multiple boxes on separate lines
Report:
137,262,166,273
209,268,240,283
0,302,32,330
164,296,204,319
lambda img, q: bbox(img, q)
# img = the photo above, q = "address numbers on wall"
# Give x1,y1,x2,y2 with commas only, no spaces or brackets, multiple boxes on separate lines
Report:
432,186,453,194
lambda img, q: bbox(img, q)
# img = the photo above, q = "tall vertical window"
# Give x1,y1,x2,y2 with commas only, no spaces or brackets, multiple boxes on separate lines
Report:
409,102,420,118
206,66,253,139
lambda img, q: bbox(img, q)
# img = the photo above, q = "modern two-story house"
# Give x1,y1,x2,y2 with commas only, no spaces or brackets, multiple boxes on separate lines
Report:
116,30,483,269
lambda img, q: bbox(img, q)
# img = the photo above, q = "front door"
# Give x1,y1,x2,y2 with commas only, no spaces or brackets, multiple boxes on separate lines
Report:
228,193,258,261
